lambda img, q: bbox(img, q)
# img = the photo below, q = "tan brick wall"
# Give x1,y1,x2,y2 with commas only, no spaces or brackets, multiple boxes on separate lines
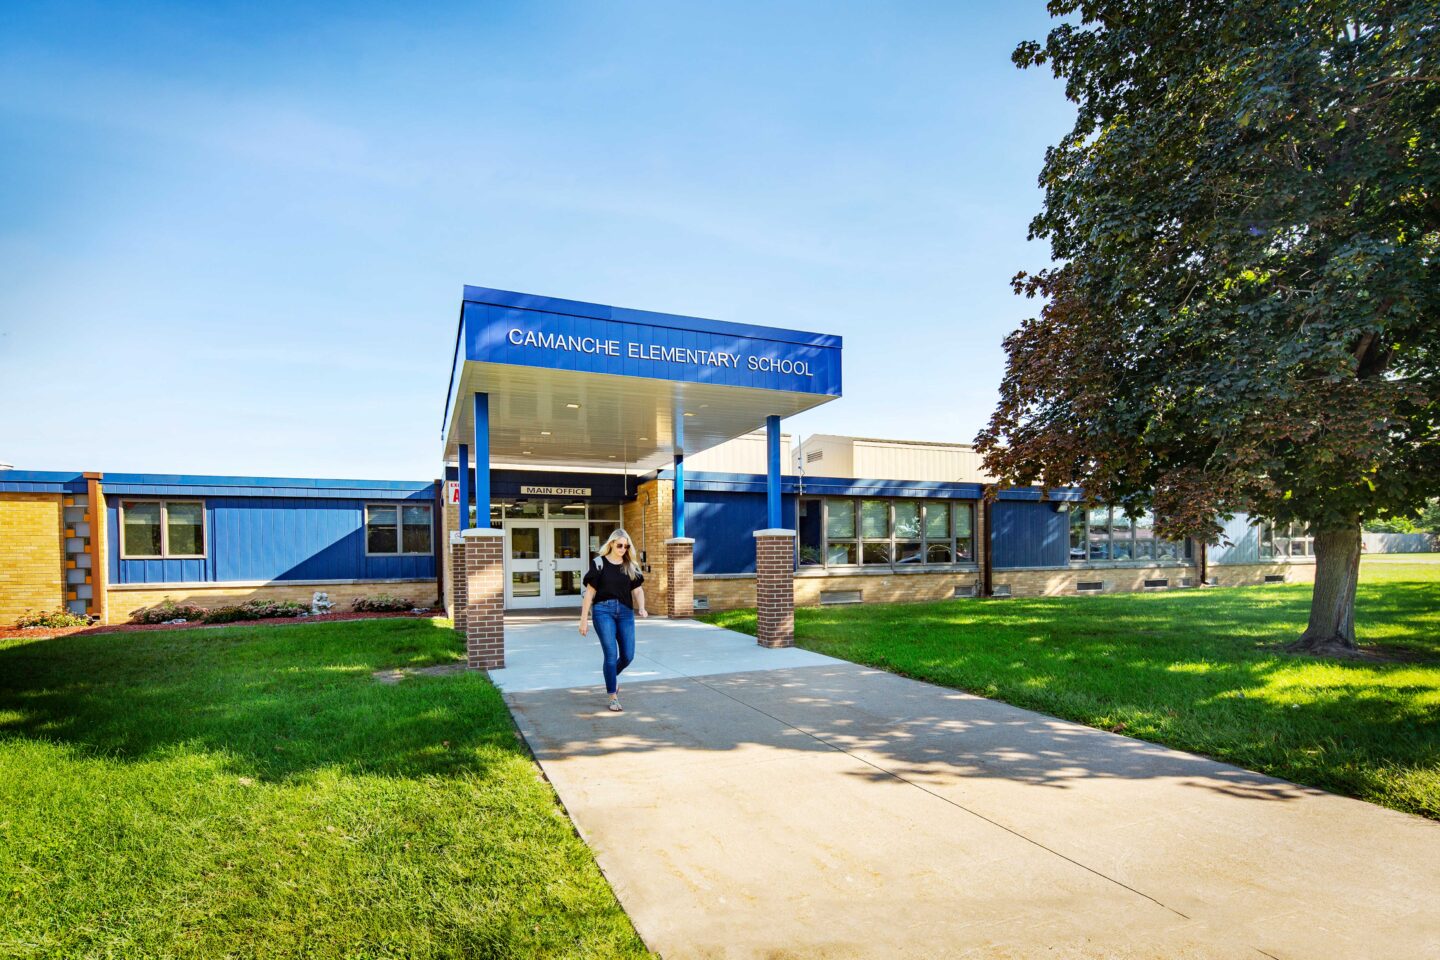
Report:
1209,562,1317,588
106,580,439,623
442,500,461,618
992,565,1201,597
88,477,109,623
624,479,673,616
0,492,66,625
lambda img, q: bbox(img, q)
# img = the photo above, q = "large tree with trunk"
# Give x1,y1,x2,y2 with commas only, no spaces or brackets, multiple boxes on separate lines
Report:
976,0,1439,655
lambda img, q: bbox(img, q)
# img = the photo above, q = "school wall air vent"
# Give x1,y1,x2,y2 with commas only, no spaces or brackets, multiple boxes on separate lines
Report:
693,596,710,611
1264,574,1286,583
1143,578,1169,589
992,584,1012,597
806,450,824,463
820,589,863,605
1179,577,1195,588
953,584,978,598
1076,581,1105,593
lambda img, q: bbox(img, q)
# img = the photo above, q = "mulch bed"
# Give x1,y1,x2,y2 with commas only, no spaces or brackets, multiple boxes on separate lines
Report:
0,610,439,641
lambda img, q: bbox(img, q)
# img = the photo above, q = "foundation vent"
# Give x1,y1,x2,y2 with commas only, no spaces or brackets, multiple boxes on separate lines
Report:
1205,576,1218,586
1143,578,1169,589
1179,577,1195,587
1076,581,1105,593
992,584,1012,597
693,596,710,611
820,589,863,605
1264,574,1286,583
953,584,978,599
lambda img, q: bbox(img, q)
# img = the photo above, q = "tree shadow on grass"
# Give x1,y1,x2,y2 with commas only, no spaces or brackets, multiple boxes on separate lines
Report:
0,618,519,783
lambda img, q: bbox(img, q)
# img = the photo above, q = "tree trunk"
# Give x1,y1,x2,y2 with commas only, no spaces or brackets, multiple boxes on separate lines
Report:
1286,524,1362,657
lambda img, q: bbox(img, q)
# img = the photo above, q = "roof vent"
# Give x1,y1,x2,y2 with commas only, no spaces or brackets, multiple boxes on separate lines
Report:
806,451,824,463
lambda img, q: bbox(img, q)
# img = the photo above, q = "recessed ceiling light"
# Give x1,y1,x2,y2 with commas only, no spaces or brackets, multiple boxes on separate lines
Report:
608,455,616,459
699,404,709,408
522,450,532,455
565,403,581,409
638,437,649,441
683,412,695,417
540,431,551,436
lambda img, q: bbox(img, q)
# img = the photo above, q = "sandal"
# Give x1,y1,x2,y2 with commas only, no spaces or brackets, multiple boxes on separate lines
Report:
608,696,623,712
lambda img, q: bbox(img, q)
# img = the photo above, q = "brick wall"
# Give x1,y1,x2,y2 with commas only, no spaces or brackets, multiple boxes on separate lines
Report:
697,569,983,612
441,500,461,618
623,479,673,616
990,565,1201,597
1210,562,1317,588
754,533,795,647
106,580,440,623
0,492,66,625
460,530,505,669
665,539,694,618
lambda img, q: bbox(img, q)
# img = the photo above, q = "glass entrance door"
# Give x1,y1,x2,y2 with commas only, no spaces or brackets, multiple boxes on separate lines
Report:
504,521,589,609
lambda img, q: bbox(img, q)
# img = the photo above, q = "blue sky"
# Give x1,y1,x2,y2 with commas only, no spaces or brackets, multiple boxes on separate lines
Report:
0,1,1073,480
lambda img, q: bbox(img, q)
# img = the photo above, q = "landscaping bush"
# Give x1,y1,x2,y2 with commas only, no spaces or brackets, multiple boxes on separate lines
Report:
16,608,90,629
129,598,210,625
351,594,414,613
201,599,308,624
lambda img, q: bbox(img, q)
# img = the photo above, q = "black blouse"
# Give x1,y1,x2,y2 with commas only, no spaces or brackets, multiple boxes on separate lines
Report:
583,558,644,608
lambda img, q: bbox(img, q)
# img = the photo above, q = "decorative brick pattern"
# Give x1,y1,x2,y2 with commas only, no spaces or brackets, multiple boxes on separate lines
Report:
461,529,505,670
754,531,795,648
87,476,108,623
665,538,694,618
0,492,66,626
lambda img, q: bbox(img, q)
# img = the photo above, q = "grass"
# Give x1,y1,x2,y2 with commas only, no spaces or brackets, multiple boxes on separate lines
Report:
0,618,651,959
703,555,1440,820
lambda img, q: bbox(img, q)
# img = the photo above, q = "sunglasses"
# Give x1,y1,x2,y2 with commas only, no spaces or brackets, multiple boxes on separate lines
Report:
613,543,630,551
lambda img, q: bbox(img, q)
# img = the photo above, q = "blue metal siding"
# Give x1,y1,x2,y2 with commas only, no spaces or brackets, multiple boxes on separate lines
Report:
686,491,797,575
1210,513,1261,564
109,496,436,584
991,501,1071,569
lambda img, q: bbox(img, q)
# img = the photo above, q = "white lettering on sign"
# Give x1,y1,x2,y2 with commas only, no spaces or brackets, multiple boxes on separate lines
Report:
444,481,459,504
520,485,592,497
505,327,813,377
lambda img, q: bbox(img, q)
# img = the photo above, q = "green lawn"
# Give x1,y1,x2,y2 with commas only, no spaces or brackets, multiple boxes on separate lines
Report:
703,556,1440,820
0,618,651,959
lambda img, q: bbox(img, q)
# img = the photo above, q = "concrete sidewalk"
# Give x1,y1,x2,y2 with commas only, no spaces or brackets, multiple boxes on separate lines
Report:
501,620,1440,959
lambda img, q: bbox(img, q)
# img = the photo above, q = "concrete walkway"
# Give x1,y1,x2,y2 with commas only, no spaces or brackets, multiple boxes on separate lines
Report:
498,618,1440,959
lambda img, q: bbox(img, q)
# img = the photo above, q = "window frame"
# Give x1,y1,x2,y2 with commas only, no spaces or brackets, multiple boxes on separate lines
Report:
118,498,207,560
1258,520,1314,559
366,501,434,557
811,497,976,569
1067,505,1190,566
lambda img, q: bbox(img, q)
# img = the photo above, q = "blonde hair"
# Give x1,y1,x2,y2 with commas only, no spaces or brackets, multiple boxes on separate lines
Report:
598,528,643,580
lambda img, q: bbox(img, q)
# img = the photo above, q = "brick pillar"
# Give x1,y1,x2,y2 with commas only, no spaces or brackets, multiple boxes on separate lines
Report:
449,532,468,635
460,528,505,669
665,538,695,618
754,529,795,648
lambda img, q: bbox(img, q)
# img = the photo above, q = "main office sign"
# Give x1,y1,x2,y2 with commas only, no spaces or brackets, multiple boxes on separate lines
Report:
462,288,842,397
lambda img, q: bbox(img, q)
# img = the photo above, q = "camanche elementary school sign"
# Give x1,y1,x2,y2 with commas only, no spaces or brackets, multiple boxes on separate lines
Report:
506,327,815,377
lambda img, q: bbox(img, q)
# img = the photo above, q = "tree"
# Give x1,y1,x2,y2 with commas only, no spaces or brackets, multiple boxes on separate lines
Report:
977,1,1440,656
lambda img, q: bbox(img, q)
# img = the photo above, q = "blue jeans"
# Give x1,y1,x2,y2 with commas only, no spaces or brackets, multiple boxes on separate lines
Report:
592,599,636,695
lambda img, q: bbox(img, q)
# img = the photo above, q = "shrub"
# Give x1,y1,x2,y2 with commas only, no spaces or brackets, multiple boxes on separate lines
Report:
16,608,90,629
129,598,210,625
351,594,414,613
200,599,308,624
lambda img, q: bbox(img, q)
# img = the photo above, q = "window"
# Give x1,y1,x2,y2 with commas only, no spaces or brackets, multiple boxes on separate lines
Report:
367,502,433,555
1258,521,1313,559
120,500,206,559
1068,505,1188,564
815,498,975,567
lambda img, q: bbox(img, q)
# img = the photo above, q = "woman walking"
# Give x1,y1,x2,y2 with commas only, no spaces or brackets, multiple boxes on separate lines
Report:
579,528,648,711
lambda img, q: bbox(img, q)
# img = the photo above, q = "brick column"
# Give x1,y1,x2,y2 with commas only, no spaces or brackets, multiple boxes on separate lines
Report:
449,532,468,635
665,538,695,618
460,528,505,669
754,529,795,648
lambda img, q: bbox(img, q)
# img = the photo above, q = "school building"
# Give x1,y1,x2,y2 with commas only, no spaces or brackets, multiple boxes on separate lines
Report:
0,286,1313,664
